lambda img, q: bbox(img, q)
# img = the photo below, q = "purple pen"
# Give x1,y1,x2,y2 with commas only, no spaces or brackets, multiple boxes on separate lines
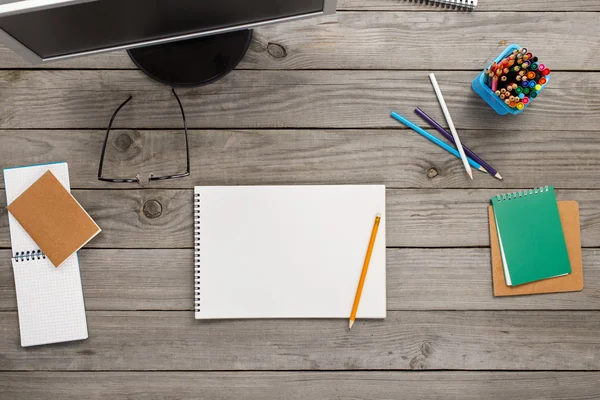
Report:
414,108,503,180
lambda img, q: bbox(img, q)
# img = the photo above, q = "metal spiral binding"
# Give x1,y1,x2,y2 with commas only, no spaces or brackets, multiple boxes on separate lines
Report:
495,186,549,202
14,249,46,262
405,0,476,11
194,193,201,313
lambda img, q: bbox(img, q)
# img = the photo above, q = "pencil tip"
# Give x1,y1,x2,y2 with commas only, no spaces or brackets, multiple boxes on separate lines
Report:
479,167,488,174
468,170,474,180
495,173,503,180
349,320,354,330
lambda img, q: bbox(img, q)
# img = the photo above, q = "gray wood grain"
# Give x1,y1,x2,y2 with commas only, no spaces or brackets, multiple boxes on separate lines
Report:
3,129,600,190
339,0,600,11
0,70,596,130
1,189,597,249
1,310,599,371
0,0,597,386
1,371,599,400
0,12,594,70
1,248,597,312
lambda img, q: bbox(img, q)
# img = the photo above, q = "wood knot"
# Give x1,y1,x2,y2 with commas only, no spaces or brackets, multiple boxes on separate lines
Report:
143,200,163,219
114,132,134,151
421,342,433,357
427,167,439,179
409,356,426,370
267,42,287,59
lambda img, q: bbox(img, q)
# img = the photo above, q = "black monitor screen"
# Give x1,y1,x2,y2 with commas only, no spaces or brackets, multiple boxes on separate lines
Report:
0,0,324,58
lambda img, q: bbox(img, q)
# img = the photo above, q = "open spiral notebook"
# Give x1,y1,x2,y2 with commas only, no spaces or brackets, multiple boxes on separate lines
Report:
194,185,387,320
4,162,88,347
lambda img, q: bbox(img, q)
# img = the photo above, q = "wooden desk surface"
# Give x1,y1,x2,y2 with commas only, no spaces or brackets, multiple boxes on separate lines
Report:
1,1,600,398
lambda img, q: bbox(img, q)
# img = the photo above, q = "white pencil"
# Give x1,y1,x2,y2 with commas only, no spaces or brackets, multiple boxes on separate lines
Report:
428,73,473,180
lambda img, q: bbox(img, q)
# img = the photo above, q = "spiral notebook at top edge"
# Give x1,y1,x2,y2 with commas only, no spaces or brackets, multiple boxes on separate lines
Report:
405,0,478,10
4,162,88,347
194,185,386,320
491,186,571,287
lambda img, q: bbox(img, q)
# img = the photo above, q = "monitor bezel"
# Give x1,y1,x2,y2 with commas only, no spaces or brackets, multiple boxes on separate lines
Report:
0,0,337,63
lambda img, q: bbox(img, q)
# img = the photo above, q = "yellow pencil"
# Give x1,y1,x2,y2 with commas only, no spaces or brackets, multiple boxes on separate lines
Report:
349,213,381,330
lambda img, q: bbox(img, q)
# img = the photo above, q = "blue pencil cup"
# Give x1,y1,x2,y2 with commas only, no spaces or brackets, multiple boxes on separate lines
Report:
472,44,550,115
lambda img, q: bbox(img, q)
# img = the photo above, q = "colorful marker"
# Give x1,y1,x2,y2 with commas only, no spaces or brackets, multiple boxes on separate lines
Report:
491,76,498,92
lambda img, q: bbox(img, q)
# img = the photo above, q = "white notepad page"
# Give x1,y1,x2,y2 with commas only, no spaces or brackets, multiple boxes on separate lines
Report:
4,162,88,347
195,185,386,320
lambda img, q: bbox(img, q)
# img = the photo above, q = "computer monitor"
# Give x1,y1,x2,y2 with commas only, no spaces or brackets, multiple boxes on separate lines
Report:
0,0,337,86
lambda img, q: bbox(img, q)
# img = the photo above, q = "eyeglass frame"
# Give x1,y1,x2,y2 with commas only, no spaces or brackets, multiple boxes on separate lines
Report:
98,88,190,184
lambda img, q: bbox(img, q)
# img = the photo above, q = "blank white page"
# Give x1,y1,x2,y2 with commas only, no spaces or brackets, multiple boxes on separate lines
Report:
12,255,88,347
195,185,386,319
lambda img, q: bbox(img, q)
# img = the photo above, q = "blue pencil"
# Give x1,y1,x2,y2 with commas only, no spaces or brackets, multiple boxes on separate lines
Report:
390,111,487,173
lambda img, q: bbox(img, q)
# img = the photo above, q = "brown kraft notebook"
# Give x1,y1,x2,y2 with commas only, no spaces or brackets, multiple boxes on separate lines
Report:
489,201,583,296
7,170,101,267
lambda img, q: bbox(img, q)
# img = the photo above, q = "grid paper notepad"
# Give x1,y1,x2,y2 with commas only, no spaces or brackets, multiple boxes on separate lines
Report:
194,185,386,320
4,162,88,347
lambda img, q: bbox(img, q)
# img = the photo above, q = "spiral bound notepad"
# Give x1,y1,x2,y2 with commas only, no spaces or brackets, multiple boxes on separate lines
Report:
491,186,571,287
4,162,88,347
194,185,386,320
405,0,478,10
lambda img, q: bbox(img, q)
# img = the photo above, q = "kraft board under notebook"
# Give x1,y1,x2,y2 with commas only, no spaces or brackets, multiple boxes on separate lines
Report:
194,185,386,320
4,162,88,347
491,186,572,287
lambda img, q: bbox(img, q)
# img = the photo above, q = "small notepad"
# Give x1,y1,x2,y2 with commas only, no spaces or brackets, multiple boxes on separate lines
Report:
491,186,571,286
8,170,101,267
4,163,88,347
490,201,584,296
194,185,386,320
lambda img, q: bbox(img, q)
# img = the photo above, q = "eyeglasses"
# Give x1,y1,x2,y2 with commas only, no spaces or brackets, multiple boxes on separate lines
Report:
98,89,190,185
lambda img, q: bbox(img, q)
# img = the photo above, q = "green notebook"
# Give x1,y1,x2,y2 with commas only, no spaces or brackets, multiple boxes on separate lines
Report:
491,186,571,286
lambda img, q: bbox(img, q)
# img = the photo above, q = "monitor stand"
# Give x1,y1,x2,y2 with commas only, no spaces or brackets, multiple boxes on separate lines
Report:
127,29,253,88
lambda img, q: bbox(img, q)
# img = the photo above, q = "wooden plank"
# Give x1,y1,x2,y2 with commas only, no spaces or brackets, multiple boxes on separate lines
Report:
1,371,599,400
243,12,598,71
0,12,596,70
339,0,600,11
1,310,599,370
1,12,595,71
1,189,598,249
3,129,600,190
1,248,598,312
0,70,595,130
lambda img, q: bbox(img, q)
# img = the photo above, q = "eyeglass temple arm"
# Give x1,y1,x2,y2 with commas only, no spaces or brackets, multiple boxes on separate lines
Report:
172,88,191,177
98,95,134,180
